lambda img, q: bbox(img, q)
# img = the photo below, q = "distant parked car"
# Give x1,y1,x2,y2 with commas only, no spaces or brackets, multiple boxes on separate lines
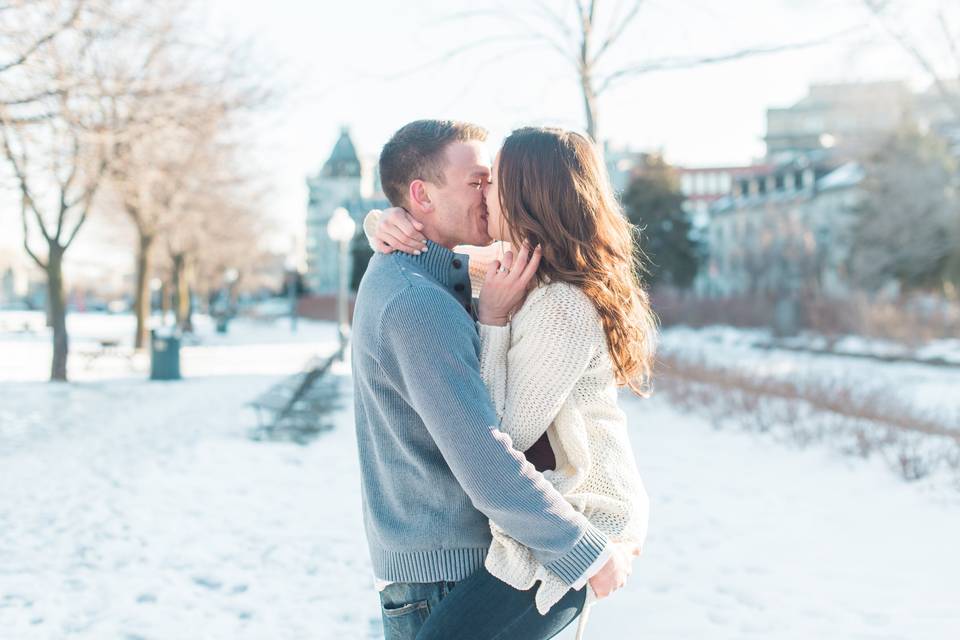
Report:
108,300,130,314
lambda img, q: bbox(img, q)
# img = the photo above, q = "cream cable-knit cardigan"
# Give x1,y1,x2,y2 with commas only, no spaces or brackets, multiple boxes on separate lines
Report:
364,211,650,634
477,280,649,620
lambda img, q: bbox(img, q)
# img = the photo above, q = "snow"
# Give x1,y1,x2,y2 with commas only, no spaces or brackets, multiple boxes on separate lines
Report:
660,325,960,422
816,161,864,191
2,313,959,639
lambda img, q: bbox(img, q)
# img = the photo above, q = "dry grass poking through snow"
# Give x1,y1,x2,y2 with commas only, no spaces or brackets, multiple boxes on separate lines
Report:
654,353,960,486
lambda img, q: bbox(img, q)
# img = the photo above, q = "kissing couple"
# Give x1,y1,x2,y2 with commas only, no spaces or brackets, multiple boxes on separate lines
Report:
352,119,656,640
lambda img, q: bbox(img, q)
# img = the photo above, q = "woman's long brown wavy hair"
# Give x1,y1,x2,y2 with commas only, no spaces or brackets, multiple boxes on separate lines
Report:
497,127,657,395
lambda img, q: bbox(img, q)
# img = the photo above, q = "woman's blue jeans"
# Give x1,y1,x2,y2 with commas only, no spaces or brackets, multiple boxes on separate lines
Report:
377,565,586,640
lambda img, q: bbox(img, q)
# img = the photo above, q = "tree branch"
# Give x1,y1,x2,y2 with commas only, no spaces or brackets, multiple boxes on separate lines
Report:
0,0,84,74
597,25,865,94
863,0,960,121
938,9,960,72
0,121,52,243
63,153,107,250
54,130,81,243
591,0,644,66
20,198,48,270
356,33,564,81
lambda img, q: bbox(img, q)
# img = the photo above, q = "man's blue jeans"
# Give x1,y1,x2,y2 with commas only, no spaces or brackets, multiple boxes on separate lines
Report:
377,566,586,640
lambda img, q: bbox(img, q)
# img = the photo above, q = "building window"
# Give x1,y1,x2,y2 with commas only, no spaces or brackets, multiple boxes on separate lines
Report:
720,173,732,192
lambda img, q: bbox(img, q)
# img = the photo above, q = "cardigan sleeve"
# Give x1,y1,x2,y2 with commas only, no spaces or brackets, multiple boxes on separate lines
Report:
478,323,511,421
478,284,601,453
364,210,493,294
362,209,382,252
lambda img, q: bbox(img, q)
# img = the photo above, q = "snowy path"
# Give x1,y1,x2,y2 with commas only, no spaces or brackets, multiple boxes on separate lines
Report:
559,395,960,639
2,317,958,639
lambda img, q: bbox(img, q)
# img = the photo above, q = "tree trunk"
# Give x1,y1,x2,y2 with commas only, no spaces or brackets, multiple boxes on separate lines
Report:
581,73,598,142
578,13,598,142
172,253,192,332
185,284,195,333
160,280,171,322
47,246,69,382
133,234,154,350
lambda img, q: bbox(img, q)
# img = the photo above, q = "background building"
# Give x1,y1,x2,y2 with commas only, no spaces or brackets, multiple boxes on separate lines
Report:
604,142,652,194
676,164,765,224
696,80,958,300
698,157,863,298
304,127,388,295
764,81,958,159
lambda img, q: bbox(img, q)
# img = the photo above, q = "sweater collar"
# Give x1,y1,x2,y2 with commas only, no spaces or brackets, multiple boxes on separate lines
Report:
394,239,473,307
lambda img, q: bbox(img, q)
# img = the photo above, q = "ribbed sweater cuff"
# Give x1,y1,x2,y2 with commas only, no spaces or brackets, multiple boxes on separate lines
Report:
545,525,609,586
478,322,511,350
363,209,382,252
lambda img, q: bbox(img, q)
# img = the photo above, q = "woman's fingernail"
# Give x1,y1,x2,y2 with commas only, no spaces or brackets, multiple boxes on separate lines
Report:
414,250,421,256
422,246,428,252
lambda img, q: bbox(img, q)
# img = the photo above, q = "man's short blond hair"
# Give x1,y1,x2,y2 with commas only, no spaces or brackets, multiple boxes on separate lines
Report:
378,120,488,208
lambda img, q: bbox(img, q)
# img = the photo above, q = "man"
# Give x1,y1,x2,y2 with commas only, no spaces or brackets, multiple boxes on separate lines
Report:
351,120,635,639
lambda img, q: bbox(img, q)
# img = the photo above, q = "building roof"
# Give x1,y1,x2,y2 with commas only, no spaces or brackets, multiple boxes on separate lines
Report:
321,126,361,178
816,161,864,192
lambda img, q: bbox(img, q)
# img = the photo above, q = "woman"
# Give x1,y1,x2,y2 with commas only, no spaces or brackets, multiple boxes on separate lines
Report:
366,127,656,639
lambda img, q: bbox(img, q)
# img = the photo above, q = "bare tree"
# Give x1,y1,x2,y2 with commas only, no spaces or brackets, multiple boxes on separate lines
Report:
104,38,271,347
109,109,220,347
0,0,85,99
165,176,273,332
0,9,115,380
863,0,960,120
850,123,958,292
437,1,862,140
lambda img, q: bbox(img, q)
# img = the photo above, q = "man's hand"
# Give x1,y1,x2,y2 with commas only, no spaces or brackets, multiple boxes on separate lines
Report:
372,207,428,255
588,541,642,599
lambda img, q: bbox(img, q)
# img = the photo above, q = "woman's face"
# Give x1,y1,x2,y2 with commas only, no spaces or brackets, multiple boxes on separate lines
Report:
483,151,508,242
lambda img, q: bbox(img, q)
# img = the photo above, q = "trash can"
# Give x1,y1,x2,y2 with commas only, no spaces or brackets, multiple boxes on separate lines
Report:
150,328,182,380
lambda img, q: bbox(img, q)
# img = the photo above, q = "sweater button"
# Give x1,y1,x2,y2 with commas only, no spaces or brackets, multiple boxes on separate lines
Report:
452,259,462,269
454,283,465,292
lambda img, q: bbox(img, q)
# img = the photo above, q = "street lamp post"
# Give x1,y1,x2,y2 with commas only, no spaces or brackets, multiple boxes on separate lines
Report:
216,268,239,334
326,207,356,360
284,256,300,333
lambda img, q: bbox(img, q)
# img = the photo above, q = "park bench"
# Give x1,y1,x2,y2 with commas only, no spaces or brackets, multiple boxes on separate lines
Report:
79,338,137,370
248,347,344,442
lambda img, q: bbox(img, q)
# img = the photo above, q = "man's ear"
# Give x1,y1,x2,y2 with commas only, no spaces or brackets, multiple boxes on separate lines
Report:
408,180,434,214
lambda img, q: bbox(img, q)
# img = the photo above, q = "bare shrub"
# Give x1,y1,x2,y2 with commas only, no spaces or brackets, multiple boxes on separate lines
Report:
655,352,960,486
654,288,960,345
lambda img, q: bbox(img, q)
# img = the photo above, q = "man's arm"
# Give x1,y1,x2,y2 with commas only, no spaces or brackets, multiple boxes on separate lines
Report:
379,285,608,586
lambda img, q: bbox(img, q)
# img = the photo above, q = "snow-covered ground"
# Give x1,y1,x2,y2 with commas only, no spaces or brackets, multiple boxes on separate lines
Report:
2,313,958,639
657,324,960,366
660,326,960,423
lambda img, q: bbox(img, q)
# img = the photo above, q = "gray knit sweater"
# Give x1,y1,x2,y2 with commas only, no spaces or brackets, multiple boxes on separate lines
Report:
351,240,609,586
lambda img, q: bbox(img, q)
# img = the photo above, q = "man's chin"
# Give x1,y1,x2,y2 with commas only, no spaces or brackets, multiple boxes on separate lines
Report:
472,225,493,247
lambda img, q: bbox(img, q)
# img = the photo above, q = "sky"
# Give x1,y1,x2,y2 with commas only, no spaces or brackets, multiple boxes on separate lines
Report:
0,0,943,275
